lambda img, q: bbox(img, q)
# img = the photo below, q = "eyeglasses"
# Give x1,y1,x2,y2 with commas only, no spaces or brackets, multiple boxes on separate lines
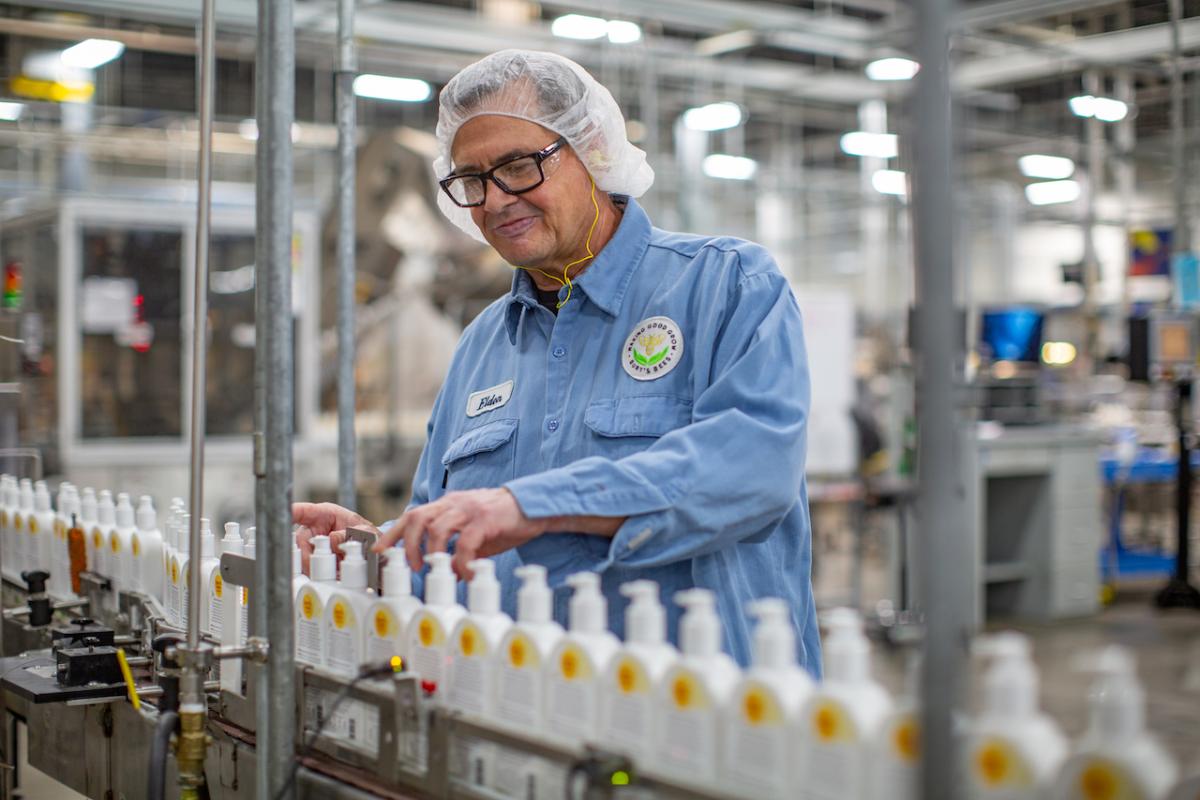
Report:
440,137,567,208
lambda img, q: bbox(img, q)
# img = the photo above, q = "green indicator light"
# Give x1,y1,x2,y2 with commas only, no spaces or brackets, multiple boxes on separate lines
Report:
611,771,630,786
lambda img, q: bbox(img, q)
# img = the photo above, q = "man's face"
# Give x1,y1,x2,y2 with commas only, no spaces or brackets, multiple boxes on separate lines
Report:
450,115,595,270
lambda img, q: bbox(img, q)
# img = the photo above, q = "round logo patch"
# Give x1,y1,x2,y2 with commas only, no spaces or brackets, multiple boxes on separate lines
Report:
622,316,683,381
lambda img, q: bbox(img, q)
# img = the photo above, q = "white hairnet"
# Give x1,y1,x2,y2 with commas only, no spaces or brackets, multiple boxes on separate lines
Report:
433,49,655,242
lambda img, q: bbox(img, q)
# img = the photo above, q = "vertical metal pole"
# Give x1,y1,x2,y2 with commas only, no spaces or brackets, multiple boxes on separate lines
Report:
911,0,969,798
256,0,297,796
252,3,271,796
186,0,216,657
1169,0,1191,256
1114,70,1136,314
335,0,358,508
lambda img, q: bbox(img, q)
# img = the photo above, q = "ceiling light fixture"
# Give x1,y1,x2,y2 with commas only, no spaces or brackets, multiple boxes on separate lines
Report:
871,169,907,196
1018,154,1075,180
702,154,757,180
1069,95,1128,122
60,39,125,70
682,101,743,132
865,57,919,81
353,74,432,102
840,131,898,159
1025,179,1081,206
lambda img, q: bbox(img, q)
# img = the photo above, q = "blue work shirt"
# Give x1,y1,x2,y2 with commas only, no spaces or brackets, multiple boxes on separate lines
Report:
406,196,821,677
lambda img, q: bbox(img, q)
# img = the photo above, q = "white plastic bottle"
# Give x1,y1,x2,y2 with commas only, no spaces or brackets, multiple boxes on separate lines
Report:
0,476,12,581
964,633,1067,800
32,480,55,575
545,572,620,745
169,512,192,628
208,523,241,639
324,540,374,676
292,535,308,595
447,560,513,790
79,487,98,579
654,588,741,788
491,564,564,800
870,654,921,800
406,552,466,695
797,608,893,800
162,498,184,618
365,549,421,665
193,519,219,636
1054,646,1178,800
219,523,247,694
295,534,337,666
109,493,137,595
600,580,678,757
51,483,73,598
724,598,815,799
16,478,34,577
240,526,256,640
94,490,117,584
133,496,164,601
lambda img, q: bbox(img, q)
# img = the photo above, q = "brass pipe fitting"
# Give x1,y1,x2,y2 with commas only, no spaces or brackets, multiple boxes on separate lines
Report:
175,706,210,799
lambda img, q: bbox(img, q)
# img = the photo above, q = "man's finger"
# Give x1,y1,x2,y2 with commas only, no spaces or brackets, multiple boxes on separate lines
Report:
292,502,338,536
295,525,315,574
450,528,482,580
424,509,465,557
328,529,349,558
399,507,433,572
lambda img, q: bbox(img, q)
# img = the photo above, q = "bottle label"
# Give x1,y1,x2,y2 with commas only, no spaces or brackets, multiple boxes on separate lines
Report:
327,600,361,672
546,644,596,740
888,713,920,764
408,613,446,685
110,532,119,553
1070,758,1144,800
92,528,103,549
726,682,789,795
366,607,399,663
448,622,491,716
658,667,717,780
495,632,542,727
209,574,223,638
296,588,323,663
13,514,22,531
131,535,141,557
28,518,37,535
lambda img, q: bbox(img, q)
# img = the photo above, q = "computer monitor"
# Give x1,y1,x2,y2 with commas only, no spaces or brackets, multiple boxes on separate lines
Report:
980,307,1044,364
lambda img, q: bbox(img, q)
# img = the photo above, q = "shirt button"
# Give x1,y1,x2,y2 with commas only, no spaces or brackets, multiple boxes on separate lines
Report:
552,346,566,359
547,419,559,432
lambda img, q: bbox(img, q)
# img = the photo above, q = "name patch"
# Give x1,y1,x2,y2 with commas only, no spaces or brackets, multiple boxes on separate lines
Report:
466,380,514,418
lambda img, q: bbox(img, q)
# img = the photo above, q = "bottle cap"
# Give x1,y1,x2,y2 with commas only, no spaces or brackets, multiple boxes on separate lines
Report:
675,588,721,658
55,482,71,515
749,598,796,670
566,571,606,634
339,541,368,590
136,496,157,532
19,479,33,510
515,564,551,623
381,550,413,597
309,535,336,582
822,607,870,683
177,513,191,555
467,559,501,615
221,522,243,556
34,481,51,513
244,526,256,559
115,493,135,529
975,632,1037,718
292,538,302,577
423,552,456,607
199,518,215,559
97,490,116,526
1080,645,1145,739
621,580,665,645
81,488,97,523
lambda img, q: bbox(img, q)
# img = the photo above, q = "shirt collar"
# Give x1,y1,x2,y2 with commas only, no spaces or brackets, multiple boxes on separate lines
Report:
503,196,651,341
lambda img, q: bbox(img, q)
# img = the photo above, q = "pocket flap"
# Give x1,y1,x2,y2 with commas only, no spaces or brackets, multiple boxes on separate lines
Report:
584,395,692,438
442,418,519,465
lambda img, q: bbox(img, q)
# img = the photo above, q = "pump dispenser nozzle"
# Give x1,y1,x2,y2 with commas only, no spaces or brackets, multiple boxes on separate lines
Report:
381,550,412,597
975,632,1038,718
340,541,368,590
566,571,606,634
136,496,156,531
34,481,51,513
199,518,215,558
244,526,256,559
80,488,97,523
675,588,721,658
291,539,302,577
1078,645,1145,739
822,607,870,683
515,564,551,623
621,580,666,645
424,552,456,607
309,535,336,582
97,490,116,526
466,559,501,615
221,522,243,556
748,598,796,671
115,493,135,529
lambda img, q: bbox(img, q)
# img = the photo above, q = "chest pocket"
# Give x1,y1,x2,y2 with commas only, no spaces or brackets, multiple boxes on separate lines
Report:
441,417,519,492
584,395,692,459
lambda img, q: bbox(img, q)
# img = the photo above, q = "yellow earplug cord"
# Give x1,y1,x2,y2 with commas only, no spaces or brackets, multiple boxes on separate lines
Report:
512,175,601,309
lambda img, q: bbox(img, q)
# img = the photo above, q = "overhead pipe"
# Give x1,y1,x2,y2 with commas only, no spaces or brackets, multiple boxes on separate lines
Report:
336,0,358,508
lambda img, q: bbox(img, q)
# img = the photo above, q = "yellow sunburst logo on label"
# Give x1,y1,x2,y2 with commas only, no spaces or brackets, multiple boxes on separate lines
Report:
110,532,119,552
418,617,435,647
1077,759,1135,800
132,535,141,557
509,637,527,668
812,700,852,742
460,626,477,657
213,573,223,599
617,660,637,694
977,742,1011,786
170,560,179,584
893,717,920,762
28,518,37,534
301,592,315,620
332,600,347,629
561,648,579,680
92,528,102,548
671,674,694,709
374,609,390,638
744,688,767,725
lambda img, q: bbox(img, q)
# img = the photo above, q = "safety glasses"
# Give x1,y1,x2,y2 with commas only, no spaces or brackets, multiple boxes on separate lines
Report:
439,137,567,208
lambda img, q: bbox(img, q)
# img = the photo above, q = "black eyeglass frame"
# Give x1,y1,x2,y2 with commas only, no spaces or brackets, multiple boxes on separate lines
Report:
439,136,568,208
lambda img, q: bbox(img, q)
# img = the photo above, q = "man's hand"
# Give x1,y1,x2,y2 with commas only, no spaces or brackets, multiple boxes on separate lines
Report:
293,502,382,573
372,489,541,579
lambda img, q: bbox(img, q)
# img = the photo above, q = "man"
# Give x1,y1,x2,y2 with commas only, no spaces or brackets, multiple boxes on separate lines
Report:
295,49,820,675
